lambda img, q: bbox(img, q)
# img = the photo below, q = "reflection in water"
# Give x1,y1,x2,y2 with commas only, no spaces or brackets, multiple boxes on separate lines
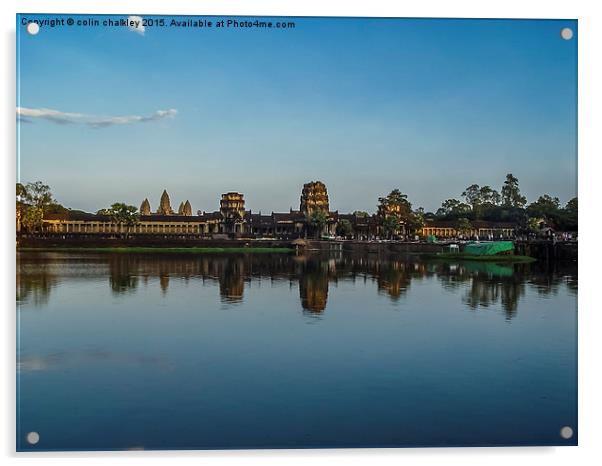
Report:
298,258,330,314
375,260,412,301
109,255,139,294
16,250,578,450
159,275,169,295
17,252,577,319
217,257,245,304
16,261,58,306
18,348,174,373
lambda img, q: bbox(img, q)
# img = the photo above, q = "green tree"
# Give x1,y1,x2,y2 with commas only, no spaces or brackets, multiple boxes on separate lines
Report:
462,184,501,219
377,189,413,237
501,173,527,208
24,181,54,210
479,186,501,208
309,210,328,239
16,183,28,233
17,181,64,234
104,203,140,238
559,197,578,231
436,198,471,218
462,184,482,211
526,194,566,231
16,182,27,201
336,219,353,238
382,215,400,239
456,217,472,236
527,217,542,233
378,189,412,216
21,206,44,234
565,197,577,215
407,207,425,234
527,195,561,219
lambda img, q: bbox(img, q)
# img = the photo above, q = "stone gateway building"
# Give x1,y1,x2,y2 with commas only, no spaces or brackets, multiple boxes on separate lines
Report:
36,181,516,240
300,181,329,216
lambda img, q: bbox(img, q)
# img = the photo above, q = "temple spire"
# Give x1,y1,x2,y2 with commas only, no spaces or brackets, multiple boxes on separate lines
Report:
183,200,192,216
157,189,174,215
140,198,151,216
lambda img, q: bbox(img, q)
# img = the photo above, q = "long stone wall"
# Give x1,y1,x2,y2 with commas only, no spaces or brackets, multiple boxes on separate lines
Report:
17,236,293,249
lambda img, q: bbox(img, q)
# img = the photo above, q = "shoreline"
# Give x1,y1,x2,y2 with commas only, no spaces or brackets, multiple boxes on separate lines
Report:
17,246,294,254
17,246,536,263
15,238,576,262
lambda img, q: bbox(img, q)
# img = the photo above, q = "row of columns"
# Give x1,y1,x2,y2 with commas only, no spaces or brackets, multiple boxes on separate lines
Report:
421,227,514,238
43,221,223,235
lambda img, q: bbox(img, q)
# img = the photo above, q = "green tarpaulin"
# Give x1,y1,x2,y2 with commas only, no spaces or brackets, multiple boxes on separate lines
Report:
461,261,514,277
463,241,514,256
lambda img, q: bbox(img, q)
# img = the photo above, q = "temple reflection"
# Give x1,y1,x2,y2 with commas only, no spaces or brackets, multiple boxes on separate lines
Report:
298,259,330,314
216,257,245,304
17,251,577,319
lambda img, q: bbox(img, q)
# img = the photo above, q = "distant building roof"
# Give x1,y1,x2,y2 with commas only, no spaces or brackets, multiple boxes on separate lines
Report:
43,211,109,222
43,210,225,223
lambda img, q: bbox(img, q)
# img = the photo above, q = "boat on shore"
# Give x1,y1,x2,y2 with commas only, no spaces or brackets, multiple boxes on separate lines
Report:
425,241,536,263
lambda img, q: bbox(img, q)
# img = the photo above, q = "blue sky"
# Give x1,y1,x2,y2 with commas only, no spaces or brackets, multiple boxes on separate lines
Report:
17,15,577,214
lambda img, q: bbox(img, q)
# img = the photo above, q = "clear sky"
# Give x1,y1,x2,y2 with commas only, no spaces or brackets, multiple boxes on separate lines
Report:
17,15,577,214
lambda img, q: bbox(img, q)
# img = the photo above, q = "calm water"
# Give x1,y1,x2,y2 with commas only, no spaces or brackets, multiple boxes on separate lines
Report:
16,251,577,450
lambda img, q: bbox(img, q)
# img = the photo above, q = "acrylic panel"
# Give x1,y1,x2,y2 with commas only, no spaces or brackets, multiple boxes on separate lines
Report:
16,14,578,451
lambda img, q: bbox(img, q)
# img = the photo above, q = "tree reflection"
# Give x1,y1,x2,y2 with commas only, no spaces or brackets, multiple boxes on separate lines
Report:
462,274,525,320
374,260,411,301
17,257,58,306
17,251,578,319
108,255,139,294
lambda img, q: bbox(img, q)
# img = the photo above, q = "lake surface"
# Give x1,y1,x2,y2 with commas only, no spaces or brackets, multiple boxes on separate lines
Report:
16,251,577,450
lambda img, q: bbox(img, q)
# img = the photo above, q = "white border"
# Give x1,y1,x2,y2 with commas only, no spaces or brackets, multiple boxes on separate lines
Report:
3,1,600,465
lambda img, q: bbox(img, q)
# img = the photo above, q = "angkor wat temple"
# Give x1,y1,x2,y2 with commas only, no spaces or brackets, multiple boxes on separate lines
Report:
38,181,515,240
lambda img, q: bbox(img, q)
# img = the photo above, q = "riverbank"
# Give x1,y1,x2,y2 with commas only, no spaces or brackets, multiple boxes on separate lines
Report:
16,236,577,262
304,239,575,262
16,236,294,251
18,247,293,254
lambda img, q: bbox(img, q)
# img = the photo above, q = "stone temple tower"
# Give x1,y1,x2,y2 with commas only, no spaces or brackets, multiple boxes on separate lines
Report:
140,198,151,216
300,181,330,216
177,200,193,216
183,200,192,216
220,193,245,220
157,189,174,215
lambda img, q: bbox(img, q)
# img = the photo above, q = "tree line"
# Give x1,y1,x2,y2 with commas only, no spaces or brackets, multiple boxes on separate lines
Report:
16,181,139,236
431,174,577,232
340,174,577,239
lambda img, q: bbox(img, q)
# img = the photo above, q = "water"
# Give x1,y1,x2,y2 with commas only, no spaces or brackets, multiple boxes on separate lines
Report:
16,251,577,450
